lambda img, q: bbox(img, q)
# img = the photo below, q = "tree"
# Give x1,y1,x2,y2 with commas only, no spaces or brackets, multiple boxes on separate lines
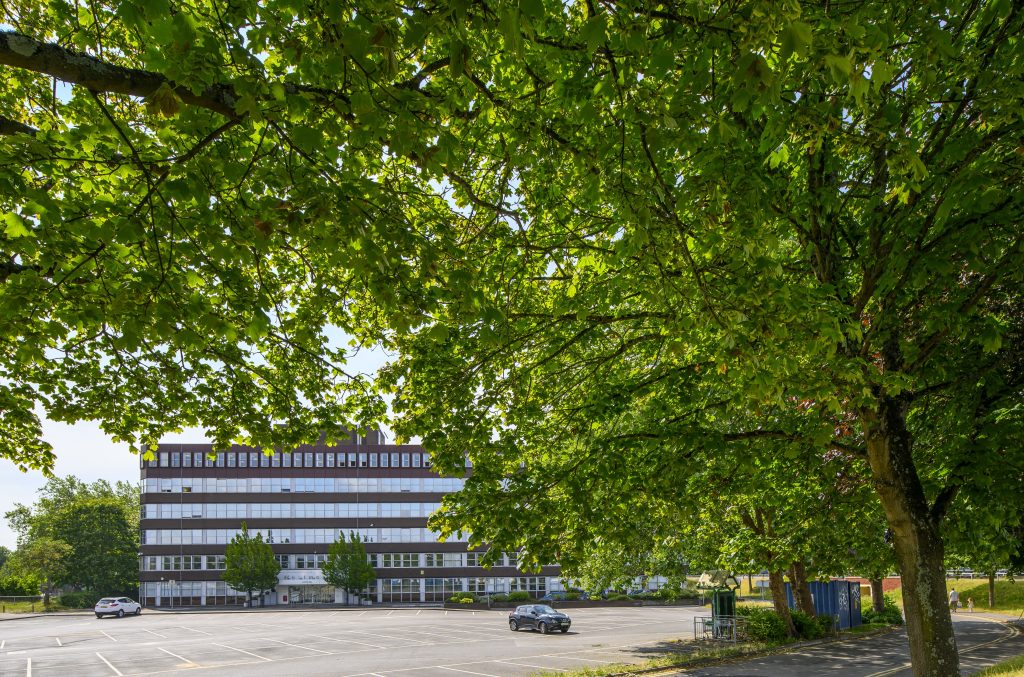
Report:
7,537,72,608
5,476,139,594
222,523,280,608
322,532,377,605
3,3,1022,674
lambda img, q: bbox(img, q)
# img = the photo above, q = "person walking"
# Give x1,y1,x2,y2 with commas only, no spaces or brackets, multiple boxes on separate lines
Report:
949,588,959,612
967,597,974,613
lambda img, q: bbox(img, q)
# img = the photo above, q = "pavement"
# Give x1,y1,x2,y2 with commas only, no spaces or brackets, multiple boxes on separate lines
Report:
679,612,1024,676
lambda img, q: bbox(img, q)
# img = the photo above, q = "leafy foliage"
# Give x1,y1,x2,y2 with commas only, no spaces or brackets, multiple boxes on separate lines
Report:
735,606,788,643
321,531,376,600
222,522,280,604
861,594,905,626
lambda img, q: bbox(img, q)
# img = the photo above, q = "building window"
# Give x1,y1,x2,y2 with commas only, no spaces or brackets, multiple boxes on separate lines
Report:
159,452,169,467
272,453,280,467
401,454,410,468
326,453,335,468
412,454,421,468
391,453,400,468
227,453,236,467
170,453,180,467
315,453,323,467
196,452,205,467
293,453,303,468
359,453,367,468
305,453,313,467
237,452,247,468
369,454,378,468
182,453,192,468
282,453,291,468
215,453,225,468
380,454,389,468
348,453,357,467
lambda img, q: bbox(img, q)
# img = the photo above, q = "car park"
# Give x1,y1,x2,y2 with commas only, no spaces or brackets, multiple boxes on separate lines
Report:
508,604,572,633
95,597,142,618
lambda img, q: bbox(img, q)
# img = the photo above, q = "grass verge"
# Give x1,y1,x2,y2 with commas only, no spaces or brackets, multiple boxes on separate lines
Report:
944,579,1024,617
0,600,68,614
973,654,1024,676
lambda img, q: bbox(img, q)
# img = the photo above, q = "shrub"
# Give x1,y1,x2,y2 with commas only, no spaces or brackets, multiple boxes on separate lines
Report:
735,605,788,642
862,594,904,626
605,593,630,601
790,610,832,640
490,593,509,602
564,592,581,601
507,591,531,602
58,591,99,609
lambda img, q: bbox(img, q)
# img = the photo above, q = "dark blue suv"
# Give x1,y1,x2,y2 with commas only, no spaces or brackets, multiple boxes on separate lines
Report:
508,604,572,633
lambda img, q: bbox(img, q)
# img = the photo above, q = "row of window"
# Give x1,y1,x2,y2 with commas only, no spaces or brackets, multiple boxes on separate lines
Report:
144,477,465,494
142,527,464,545
142,551,507,571
146,450,439,470
143,502,442,520
140,576,550,603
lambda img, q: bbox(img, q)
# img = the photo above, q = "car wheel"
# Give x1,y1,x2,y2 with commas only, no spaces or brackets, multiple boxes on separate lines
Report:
117,609,125,618
509,619,518,631
538,622,548,634
96,613,103,618
135,607,142,616
560,628,569,633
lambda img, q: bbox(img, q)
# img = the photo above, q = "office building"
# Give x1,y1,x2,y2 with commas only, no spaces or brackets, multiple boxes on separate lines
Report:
139,430,561,605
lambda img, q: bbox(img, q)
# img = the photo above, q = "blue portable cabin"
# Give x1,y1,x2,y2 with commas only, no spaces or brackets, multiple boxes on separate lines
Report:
784,579,862,629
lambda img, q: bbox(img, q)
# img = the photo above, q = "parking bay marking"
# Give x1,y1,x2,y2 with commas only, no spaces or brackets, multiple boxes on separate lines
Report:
264,638,332,655
309,634,386,649
96,652,124,676
54,637,61,647
213,643,271,661
178,626,213,635
437,667,502,677
497,659,566,671
158,647,197,667
99,630,118,642
142,628,167,639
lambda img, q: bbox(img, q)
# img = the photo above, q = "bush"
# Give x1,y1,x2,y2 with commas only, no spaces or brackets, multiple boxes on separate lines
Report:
507,591,531,602
735,605,788,642
790,610,833,640
605,593,630,601
448,594,478,603
490,593,509,602
58,591,99,609
862,594,904,626
564,592,581,601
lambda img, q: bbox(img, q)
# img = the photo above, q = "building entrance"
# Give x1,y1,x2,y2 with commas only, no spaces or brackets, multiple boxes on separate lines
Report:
288,585,336,604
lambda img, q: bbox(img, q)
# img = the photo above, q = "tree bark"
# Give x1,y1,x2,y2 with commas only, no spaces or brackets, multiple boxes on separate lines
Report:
768,569,797,637
863,395,959,676
870,578,886,614
789,561,816,616
988,572,996,608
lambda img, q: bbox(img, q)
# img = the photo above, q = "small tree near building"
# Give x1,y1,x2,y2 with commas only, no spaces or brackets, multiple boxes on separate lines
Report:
222,523,280,607
322,532,376,605
9,537,72,608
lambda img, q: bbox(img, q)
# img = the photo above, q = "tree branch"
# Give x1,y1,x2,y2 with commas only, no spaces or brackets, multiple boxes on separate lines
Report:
0,114,37,136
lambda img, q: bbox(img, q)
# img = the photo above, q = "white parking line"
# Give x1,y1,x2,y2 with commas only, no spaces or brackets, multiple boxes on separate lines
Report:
265,638,331,655
1,639,4,649
213,643,271,661
346,630,431,645
142,628,167,638
554,655,615,664
96,652,124,676
498,660,565,671
158,647,197,666
439,667,501,677
99,630,118,642
309,634,387,649
179,626,212,635
25,657,30,677
55,637,62,647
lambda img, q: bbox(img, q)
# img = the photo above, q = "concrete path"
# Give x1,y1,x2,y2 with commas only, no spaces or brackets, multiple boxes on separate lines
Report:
680,613,1024,676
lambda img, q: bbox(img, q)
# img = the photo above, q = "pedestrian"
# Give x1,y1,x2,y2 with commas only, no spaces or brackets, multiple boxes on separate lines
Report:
967,597,974,613
949,588,959,612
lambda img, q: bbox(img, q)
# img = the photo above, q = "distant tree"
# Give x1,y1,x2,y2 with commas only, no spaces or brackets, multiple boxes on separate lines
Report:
8,537,72,608
222,523,280,608
4,476,139,593
322,532,377,605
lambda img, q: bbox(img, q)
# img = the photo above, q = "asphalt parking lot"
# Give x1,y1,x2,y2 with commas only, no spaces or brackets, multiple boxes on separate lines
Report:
0,606,704,677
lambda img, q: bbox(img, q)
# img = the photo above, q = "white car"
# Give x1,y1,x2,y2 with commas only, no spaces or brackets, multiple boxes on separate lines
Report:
95,597,141,618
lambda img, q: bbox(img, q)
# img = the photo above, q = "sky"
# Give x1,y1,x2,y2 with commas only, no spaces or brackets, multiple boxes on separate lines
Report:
0,346,394,550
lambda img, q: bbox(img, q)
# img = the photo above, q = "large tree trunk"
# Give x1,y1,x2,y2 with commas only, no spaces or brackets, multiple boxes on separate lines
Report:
870,578,886,614
789,561,816,616
864,395,959,676
768,569,797,637
988,572,996,608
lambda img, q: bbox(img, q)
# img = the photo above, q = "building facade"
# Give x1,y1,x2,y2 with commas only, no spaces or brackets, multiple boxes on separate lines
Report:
139,430,561,606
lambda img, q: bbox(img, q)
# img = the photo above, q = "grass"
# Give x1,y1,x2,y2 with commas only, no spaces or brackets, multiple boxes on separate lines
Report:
974,655,1024,676
531,641,783,677
0,600,68,614
943,578,1024,617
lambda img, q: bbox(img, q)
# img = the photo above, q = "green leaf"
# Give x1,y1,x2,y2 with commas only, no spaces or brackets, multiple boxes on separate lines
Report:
3,212,30,238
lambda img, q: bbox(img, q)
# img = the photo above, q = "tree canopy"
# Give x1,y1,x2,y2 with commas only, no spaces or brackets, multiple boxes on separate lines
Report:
2,1,1022,673
5,476,140,595
322,531,376,602
222,522,280,606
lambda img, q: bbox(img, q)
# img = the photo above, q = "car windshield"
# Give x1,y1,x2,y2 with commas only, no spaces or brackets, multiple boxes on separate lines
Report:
535,605,556,614
98,598,117,603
